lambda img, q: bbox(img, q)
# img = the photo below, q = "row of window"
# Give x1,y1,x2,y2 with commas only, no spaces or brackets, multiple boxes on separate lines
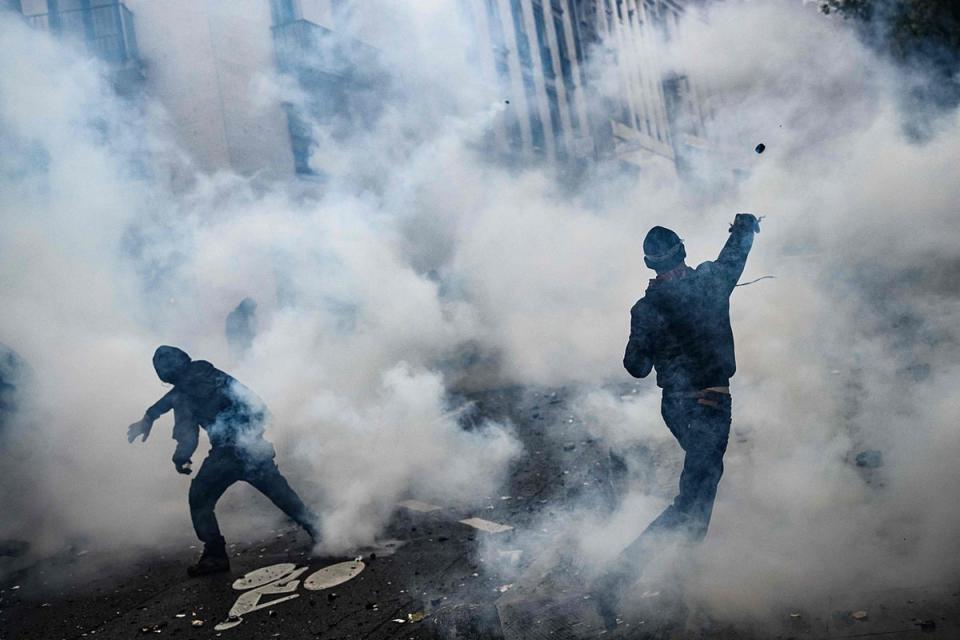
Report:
271,0,686,172
481,0,584,160
598,0,674,146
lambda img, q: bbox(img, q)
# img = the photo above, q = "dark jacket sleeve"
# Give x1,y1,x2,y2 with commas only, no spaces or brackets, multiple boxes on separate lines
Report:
171,401,199,466
144,390,176,422
624,299,657,378
713,218,757,291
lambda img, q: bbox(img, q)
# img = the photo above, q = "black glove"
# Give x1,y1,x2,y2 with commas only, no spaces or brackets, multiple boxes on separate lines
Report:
730,213,761,233
174,460,193,475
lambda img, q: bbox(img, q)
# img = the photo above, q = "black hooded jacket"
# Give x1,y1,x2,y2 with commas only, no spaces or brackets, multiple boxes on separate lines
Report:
624,223,756,391
145,347,269,465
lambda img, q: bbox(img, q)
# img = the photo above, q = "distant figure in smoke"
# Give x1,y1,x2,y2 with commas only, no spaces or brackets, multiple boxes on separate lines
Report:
598,213,760,602
0,343,28,434
127,346,319,576
225,297,257,359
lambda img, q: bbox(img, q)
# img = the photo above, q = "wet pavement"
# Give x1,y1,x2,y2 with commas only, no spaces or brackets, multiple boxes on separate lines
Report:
2,386,959,639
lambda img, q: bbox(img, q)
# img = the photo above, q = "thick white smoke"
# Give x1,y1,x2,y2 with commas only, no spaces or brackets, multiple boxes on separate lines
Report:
1,0,958,623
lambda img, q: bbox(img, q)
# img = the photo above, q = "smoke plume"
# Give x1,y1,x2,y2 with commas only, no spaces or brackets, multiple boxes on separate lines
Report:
1,1,958,623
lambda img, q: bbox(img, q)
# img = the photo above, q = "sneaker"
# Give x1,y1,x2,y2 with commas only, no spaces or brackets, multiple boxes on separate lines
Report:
187,552,230,577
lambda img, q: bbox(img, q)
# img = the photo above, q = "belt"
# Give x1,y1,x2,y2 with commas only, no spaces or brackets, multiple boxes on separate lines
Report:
667,386,730,397
667,386,730,408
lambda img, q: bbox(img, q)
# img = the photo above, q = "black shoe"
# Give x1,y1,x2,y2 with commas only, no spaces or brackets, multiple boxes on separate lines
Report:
187,552,230,577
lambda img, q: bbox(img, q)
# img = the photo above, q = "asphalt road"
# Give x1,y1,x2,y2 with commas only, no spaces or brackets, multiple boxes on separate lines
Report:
3,386,959,639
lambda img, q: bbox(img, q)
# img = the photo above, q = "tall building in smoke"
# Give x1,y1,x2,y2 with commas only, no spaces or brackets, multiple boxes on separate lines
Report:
9,0,709,180
14,0,144,95
570,0,710,174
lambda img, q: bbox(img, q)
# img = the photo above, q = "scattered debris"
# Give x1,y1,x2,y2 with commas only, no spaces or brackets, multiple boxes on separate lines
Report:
191,620,204,628
498,584,514,593
407,611,426,623
855,450,884,468
851,610,868,621
915,619,937,631
755,143,766,154
391,618,406,623
789,612,801,618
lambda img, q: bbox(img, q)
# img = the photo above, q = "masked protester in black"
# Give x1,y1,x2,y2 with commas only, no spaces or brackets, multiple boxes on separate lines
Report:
593,213,760,625
127,346,320,576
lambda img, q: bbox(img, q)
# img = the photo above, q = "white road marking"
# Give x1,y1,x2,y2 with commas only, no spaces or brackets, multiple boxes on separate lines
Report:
398,499,444,513
303,560,365,591
231,563,298,590
215,560,365,631
458,517,514,534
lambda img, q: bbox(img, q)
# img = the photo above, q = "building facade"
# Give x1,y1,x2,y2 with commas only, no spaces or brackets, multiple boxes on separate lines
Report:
10,0,708,180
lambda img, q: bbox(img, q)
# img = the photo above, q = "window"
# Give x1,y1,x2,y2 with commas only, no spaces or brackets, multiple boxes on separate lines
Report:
552,11,578,136
546,85,565,159
532,2,554,81
510,0,545,153
270,0,297,26
553,14,572,87
509,0,532,70
529,110,545,152
486,0,521,149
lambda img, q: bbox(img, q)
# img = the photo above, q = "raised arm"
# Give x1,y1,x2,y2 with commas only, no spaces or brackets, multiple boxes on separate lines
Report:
624,299,659,379
714,213,760,291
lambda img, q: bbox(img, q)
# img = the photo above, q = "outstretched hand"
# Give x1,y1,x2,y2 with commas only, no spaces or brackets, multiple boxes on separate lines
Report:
127,418,152,443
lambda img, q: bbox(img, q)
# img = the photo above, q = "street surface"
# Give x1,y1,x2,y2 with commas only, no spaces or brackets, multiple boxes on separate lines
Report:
2,387,958,639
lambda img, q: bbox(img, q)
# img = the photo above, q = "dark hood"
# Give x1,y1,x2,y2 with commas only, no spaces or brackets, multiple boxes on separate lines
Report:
153,346,191,384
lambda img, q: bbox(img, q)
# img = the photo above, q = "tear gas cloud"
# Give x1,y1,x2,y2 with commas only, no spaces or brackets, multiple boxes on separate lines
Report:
1,0,959,619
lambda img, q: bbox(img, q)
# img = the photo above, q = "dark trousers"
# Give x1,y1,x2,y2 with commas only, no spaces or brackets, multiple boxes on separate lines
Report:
620,392,732,568
593,392,732,627
189,446,318,554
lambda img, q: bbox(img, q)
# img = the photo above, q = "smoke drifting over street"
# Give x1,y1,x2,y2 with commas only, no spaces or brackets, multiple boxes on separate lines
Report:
1,0,959,627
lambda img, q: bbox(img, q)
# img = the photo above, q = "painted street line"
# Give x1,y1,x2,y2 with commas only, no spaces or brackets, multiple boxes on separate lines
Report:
215,560,365,631
303,559,366,591
397,499,444,513
458,517,514,534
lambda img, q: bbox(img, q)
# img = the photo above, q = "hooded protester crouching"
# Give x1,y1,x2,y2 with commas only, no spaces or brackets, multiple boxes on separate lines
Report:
128,346,319,576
